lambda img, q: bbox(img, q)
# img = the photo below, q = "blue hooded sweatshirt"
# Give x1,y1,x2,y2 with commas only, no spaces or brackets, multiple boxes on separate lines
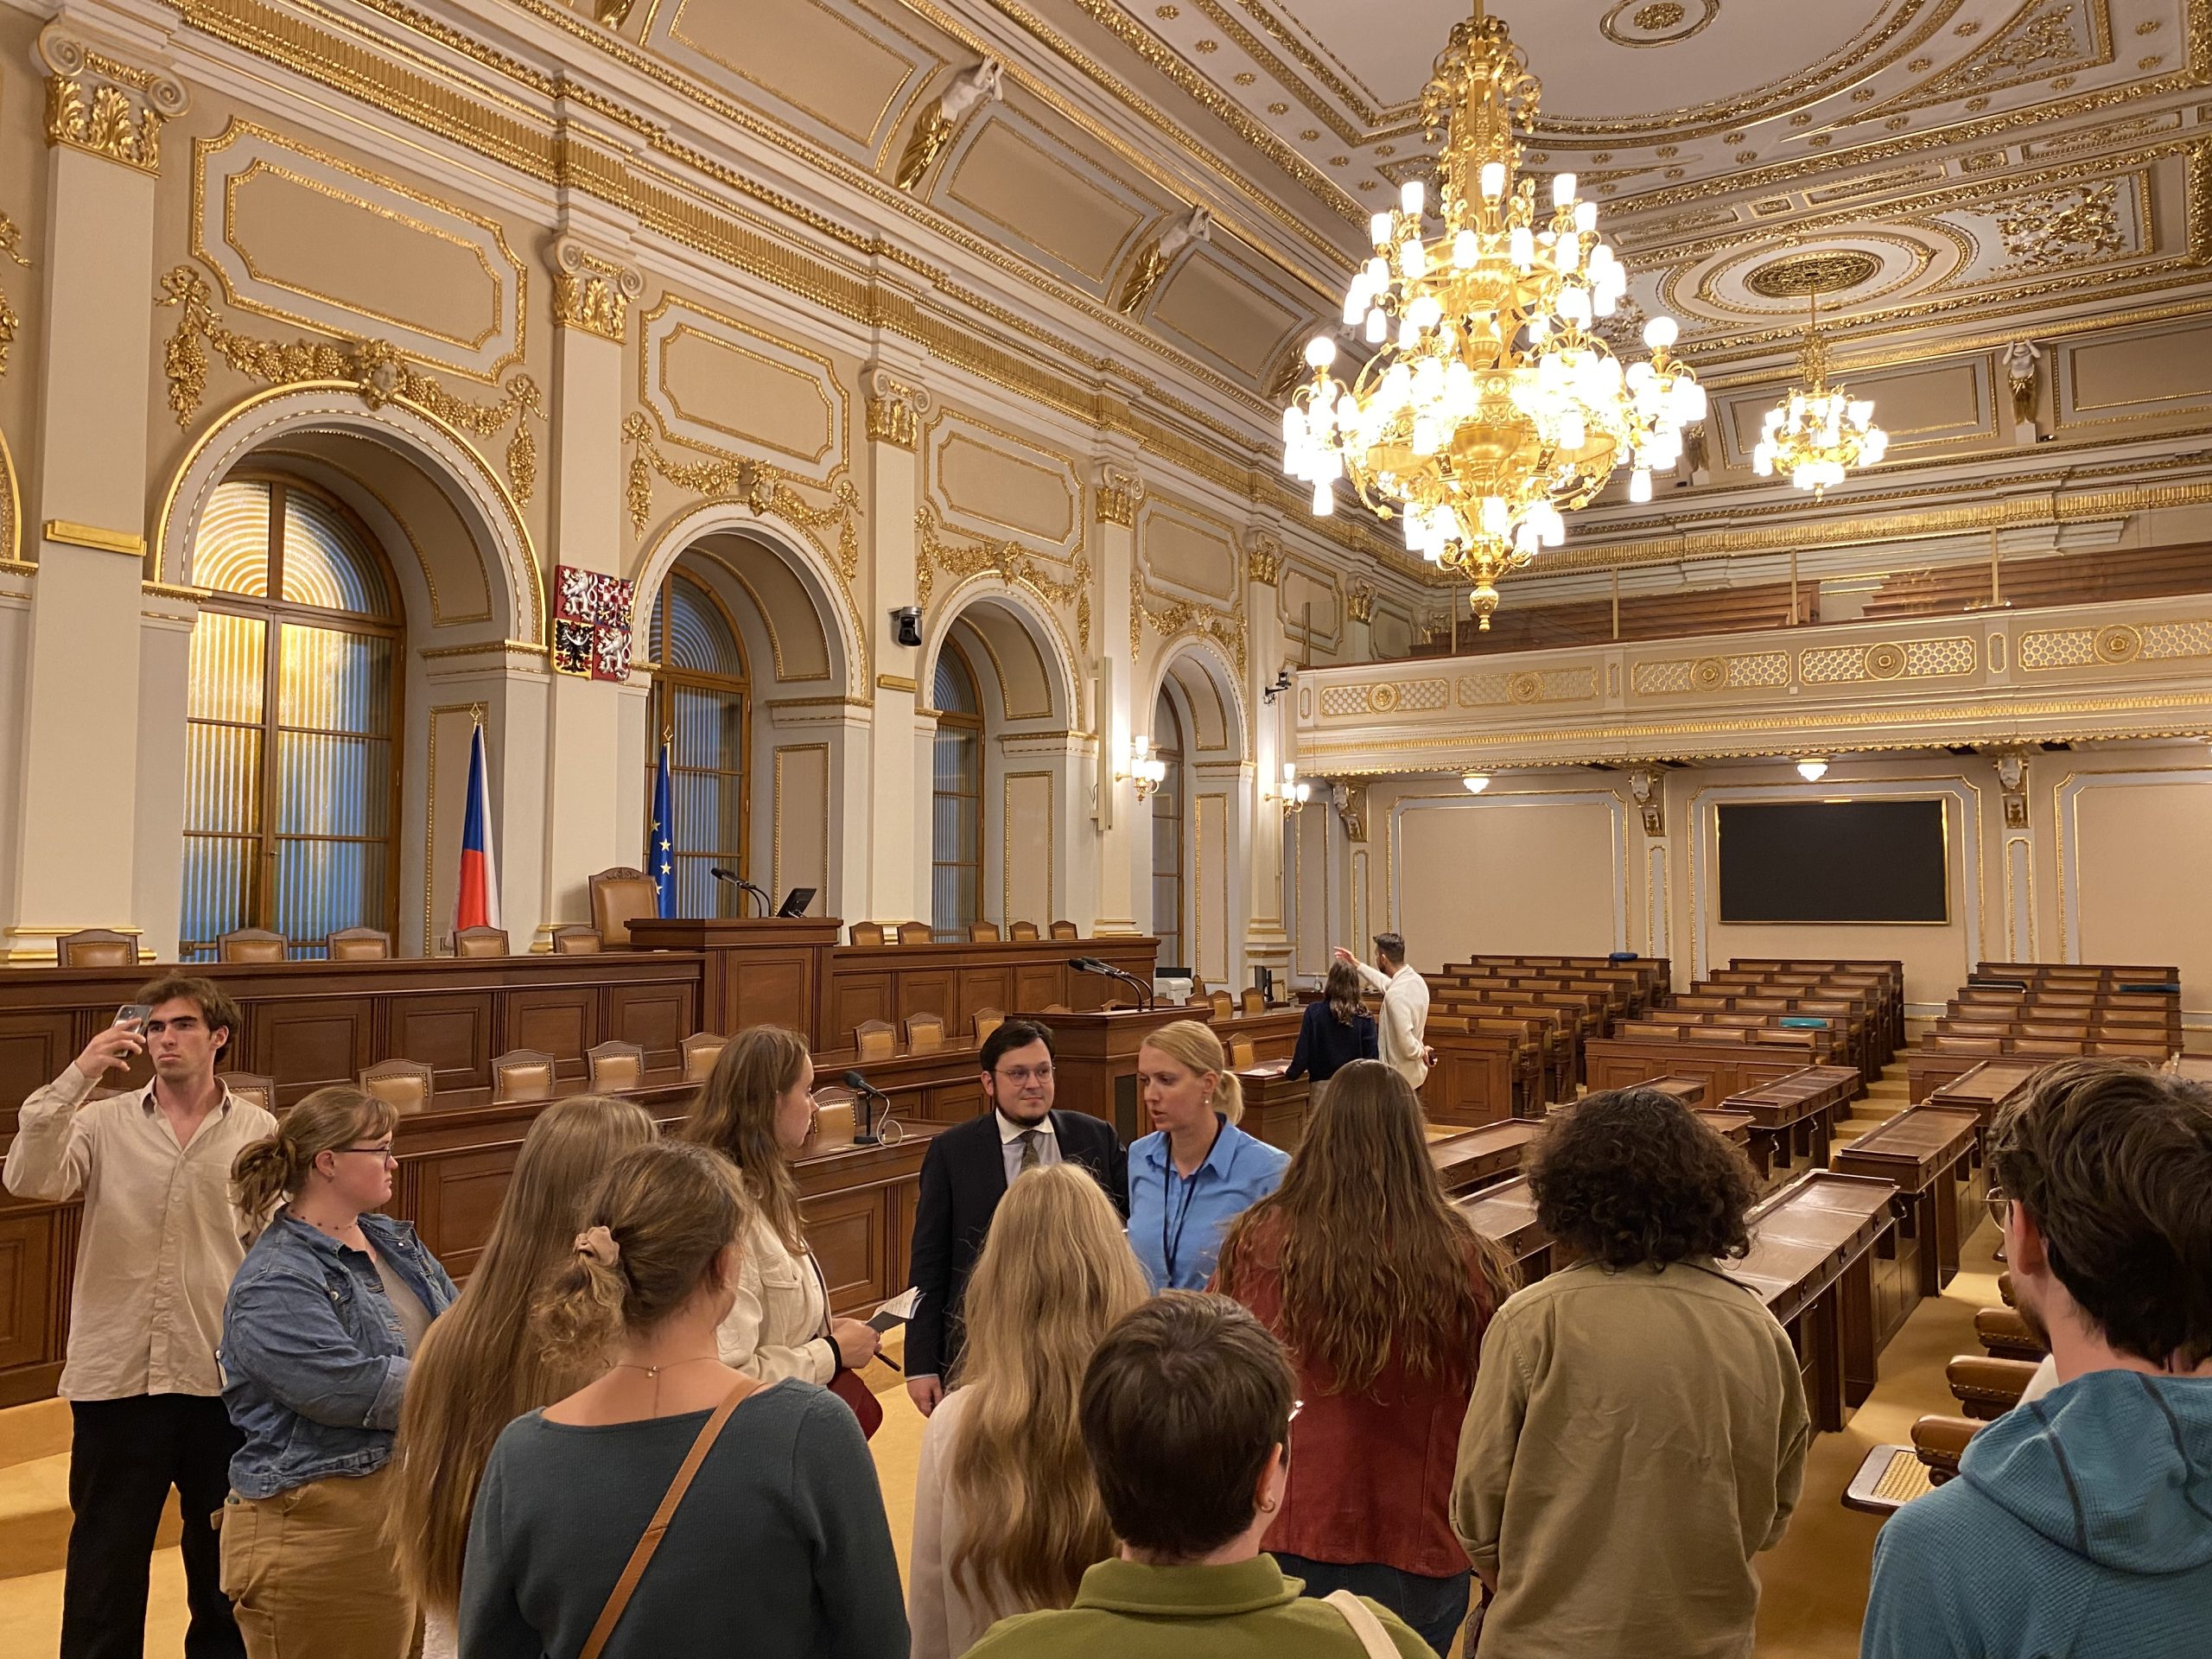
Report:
1860,1370,2212,1658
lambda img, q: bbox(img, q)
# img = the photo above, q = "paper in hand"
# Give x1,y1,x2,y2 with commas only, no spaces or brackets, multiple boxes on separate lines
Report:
868,1287,921,1332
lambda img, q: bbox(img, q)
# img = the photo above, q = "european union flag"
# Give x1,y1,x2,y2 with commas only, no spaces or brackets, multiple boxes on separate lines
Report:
651,735,676,918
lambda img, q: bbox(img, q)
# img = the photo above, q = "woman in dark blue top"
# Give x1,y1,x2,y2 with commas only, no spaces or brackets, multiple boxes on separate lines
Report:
1287,961,1380,1084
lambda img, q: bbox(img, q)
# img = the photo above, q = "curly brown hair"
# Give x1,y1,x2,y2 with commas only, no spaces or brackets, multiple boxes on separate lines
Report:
1530,1087,1756,1271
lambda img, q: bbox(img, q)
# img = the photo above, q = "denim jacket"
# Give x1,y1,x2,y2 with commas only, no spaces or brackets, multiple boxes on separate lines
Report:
219,1211,456,1500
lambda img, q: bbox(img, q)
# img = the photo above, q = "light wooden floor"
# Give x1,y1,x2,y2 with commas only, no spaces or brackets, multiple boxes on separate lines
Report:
0,1067,1986,1657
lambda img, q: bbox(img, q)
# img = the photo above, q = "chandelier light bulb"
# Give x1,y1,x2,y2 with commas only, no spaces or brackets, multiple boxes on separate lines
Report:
1643,315,1679,350
1369,212,1393,245
1479,161,1506,199
1364,308,1388,344
1305,336,1337,369
1628,467,1653,504
1402,179,1427,216
1553,172,1576,207
1463,772,1491,794
1796,756,1831,782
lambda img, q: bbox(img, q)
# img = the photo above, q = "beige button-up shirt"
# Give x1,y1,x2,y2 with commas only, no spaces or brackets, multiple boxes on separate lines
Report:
3,1066,276,1400
1355,961,1433,1087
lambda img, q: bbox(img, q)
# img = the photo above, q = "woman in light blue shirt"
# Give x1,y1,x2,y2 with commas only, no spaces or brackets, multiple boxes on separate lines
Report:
1128,1020,1290,1292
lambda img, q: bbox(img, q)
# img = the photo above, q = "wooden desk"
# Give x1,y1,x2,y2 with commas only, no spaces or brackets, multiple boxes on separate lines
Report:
1421,1024,1534,1127
626,917,837,1039
819,938,1156,1054
1234,1061,1309,1150
1585,1031,1851,1105
793,1125,944,1318
1646,1075,1708,1107
1025,1007,1183,1142
1209,1006,1302,1062
1721,1065,1858,1182
1833,1104,1981,1345
1923,1058,2044,1128
1431,1121,1540,1194
1730,1171,1898,1427
1455,1176,1551,1281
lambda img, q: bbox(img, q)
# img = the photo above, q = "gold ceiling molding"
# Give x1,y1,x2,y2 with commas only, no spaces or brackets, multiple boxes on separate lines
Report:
915,507,1092,655
156,264,545,503
1743,249,1885,297
1869,0,2113,119
551,237,644,342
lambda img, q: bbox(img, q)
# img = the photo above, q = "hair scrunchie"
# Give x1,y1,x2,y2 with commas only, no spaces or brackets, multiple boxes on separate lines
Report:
574,1225,620,1266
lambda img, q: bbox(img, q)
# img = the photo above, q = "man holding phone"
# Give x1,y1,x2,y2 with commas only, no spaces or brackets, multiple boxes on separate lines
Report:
3,976,274,1659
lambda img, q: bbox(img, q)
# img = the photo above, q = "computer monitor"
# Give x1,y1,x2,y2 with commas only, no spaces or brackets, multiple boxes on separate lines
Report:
775,887,817,918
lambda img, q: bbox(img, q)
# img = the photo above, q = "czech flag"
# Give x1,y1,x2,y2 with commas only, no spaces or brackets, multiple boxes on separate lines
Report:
651,734,676,918
456,721,502,933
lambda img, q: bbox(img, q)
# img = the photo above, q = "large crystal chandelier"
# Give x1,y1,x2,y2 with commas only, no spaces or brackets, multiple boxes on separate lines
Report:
1280,2,1706,630
1752,283,1887,494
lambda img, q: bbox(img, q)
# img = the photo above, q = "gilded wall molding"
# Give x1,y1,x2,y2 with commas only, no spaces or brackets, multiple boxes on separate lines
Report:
1095,461,1144,528
916,508,1092,653
1133,563,1247,677
156,265,544,503
1346,582,1376,624
893,58,1004,191
550,237,644,342
1245,533,1282,586
39,29,187,175
0,214,29,379
862,365,933,449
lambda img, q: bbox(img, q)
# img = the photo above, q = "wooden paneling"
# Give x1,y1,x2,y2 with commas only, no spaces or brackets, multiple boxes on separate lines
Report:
410,1142,519,1281
0,1013,79,1139
506,989,599,1077
805,1186,887,1309
609,981,690,1067
0,1210,53,1372
388,994,495,1097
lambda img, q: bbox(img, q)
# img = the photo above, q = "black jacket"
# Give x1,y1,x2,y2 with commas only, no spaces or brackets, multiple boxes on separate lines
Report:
904,1109,1127,1380
1286,998,1380,1083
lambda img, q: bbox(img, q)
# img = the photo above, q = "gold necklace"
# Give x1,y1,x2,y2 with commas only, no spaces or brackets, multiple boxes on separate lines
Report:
610,1355,721,1378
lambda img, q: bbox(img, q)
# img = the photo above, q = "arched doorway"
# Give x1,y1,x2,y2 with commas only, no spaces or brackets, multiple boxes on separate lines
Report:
1148,640,1250,990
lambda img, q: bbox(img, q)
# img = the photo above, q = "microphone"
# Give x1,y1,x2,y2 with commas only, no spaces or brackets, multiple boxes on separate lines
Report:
1067,957,1155,1011
708,868,765,916
842,1069,887,1146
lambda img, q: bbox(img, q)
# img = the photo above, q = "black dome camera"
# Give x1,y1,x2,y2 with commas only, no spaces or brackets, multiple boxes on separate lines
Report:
892,606,922,648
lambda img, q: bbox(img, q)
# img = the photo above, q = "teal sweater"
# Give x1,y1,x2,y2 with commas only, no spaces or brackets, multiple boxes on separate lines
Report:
1861,1370,2212,1658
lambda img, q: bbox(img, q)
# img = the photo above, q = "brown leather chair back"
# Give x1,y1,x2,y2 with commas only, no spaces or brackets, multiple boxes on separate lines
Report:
1047,920,1078,941
1240,987,1265,1015
973,1007,1007,1045
492,1049,556,1103
326,927,391,962
681,1031,728,1082
966,921,1001,943
897,921,934,944
1007,921,1040,943
906,1012,946,1053
59,929,137,968
219,928,289,963
587,1040,645,1092
1229,1035,1258,1071
854,1020,897,1062
810,1086,856,1149
454,926,509,958
360,1058,433,1116
588,867,658,946
552,925,603,955
1209,989,1235,1020
222,1071,276,1114
849,922,886,946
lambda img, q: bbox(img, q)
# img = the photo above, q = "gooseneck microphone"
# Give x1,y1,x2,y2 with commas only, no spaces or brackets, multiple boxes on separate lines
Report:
842,1069,887,1146
708,868,771,916
1067,956,1156,1011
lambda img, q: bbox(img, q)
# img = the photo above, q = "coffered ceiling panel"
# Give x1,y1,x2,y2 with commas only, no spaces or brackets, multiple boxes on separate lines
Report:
937,105,1162,291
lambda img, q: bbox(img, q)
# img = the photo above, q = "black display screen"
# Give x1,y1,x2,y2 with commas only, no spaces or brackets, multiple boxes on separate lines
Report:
1717,798,1948,924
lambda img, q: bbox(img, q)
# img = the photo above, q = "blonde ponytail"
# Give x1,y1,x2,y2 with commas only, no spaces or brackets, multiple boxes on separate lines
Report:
231,1086,395,1224
1141,1020,1243,1125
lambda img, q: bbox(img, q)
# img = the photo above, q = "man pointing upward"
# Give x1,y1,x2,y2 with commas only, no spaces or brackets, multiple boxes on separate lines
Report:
1335,933,1432,1090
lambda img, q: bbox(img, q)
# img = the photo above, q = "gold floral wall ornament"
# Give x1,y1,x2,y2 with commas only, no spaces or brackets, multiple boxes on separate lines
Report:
156,264,545,502
916,509,1092,653
623,411,861,577
1346,582,1376,625
893,58,1004,192
1998,182,2127,272
1135,574,1247,678
1245,536,1283,587
37,31,185,175
0,213,31,378
1116,206,1211,316
862,366,932,450
550,238,644,344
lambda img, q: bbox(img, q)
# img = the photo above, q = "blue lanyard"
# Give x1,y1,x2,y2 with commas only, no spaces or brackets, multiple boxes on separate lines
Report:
1160,1116,1224,1283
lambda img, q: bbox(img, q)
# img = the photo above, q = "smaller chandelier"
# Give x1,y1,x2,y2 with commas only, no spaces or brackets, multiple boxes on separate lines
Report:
1754,283,1886,495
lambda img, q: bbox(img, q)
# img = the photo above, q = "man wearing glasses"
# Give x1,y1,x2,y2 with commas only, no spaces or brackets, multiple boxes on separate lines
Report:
905,1019,1127,1415
4,976,274,1659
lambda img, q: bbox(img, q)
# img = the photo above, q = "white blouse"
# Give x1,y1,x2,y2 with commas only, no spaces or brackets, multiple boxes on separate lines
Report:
909,1387,1036,1659
712,1202,837,1386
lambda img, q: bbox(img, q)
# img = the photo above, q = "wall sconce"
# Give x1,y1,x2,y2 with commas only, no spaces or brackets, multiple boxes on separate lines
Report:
1117,735,1168,800
1268,761,1313,816
1795,755,1830,782
1462,771,1491,794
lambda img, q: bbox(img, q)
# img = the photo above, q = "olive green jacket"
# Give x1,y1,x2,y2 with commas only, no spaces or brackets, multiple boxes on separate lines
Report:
965,1556,1430,1658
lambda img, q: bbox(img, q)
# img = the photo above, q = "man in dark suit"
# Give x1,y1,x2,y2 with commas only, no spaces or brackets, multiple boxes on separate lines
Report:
904,1017,1127,1414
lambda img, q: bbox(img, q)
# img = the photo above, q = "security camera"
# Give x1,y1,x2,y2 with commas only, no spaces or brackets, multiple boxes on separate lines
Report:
892,606,922,648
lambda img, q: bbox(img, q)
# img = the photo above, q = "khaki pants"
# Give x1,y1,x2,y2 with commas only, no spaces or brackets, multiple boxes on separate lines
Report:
220,1463,420,1659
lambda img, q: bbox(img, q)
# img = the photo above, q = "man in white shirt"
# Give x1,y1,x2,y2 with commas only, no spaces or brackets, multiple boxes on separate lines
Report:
4,975,273,1659
1336,933,1432,1089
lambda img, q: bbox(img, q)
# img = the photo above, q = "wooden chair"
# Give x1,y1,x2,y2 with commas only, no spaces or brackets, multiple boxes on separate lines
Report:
587,1040,645,1092
454,926,509,958
1229,1035,1258,1070
491,1049,557,1103
1976,1305,2046,1362
588,867,658,946
681,1031,728,1083
897,921,934,944
1048,920,1079,941
221,1072,276,1113
1007,921,1040,942
849,922,887,946
906,1012,947,1054
973,1007,1007,1045
1948,1355,2042,1421
966,921,1001,943
1240,987,1265,1015
325,927,391,961
551,925,603,955
359,1058,433,1116
855,1020,898,1062
1209,990,1235,1020
219,928,289,963
59,929,137,968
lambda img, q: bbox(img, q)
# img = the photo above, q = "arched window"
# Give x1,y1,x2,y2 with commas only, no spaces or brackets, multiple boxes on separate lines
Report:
646,568,750,918
181,478,400,959
1151,690,1186,968
931,643,984,938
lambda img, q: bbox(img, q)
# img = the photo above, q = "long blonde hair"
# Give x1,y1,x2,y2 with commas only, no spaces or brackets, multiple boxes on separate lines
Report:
683,1026,810,1255
1140,1020,1245,1125
230,1086,396,1223
388,1096,656,1616
945,1164,1148,1612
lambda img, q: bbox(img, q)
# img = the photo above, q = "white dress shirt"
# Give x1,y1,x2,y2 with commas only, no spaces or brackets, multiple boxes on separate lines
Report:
995,1109,1061,1186
1356,961,1433,1088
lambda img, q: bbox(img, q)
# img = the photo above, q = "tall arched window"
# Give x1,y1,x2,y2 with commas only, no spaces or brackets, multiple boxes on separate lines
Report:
646,568,750,918
931,643,984,938
181,478,401,959
1151,690,1186,967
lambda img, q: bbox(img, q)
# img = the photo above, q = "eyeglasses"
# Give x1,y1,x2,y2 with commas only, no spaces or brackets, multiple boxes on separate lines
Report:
1986,1185,2012,1232
335,1143,397,1164
995,1065,1053,1088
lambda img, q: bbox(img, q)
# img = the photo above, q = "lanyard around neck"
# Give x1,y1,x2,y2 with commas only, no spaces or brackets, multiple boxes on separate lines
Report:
1160,1116,1224,1283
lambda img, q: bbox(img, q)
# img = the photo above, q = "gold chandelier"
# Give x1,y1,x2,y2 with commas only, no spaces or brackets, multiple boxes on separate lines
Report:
1752,283,1887,495
1281,1,1706,630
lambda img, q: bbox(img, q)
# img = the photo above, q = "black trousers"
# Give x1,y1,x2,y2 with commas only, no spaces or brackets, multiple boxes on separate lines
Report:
63,1394,245,1659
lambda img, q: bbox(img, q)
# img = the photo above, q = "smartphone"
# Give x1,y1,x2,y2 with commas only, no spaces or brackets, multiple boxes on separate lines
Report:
114,1004,151,1030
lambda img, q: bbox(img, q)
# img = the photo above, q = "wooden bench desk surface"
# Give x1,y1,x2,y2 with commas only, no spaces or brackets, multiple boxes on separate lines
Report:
1834,1103,1983,1322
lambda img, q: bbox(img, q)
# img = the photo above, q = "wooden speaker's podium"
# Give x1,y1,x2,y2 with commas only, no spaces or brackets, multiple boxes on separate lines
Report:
1023,1005,1182,1142
626,917,842,1039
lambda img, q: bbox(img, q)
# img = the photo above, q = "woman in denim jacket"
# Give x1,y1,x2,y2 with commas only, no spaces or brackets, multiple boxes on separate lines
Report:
219,1084,457,1659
